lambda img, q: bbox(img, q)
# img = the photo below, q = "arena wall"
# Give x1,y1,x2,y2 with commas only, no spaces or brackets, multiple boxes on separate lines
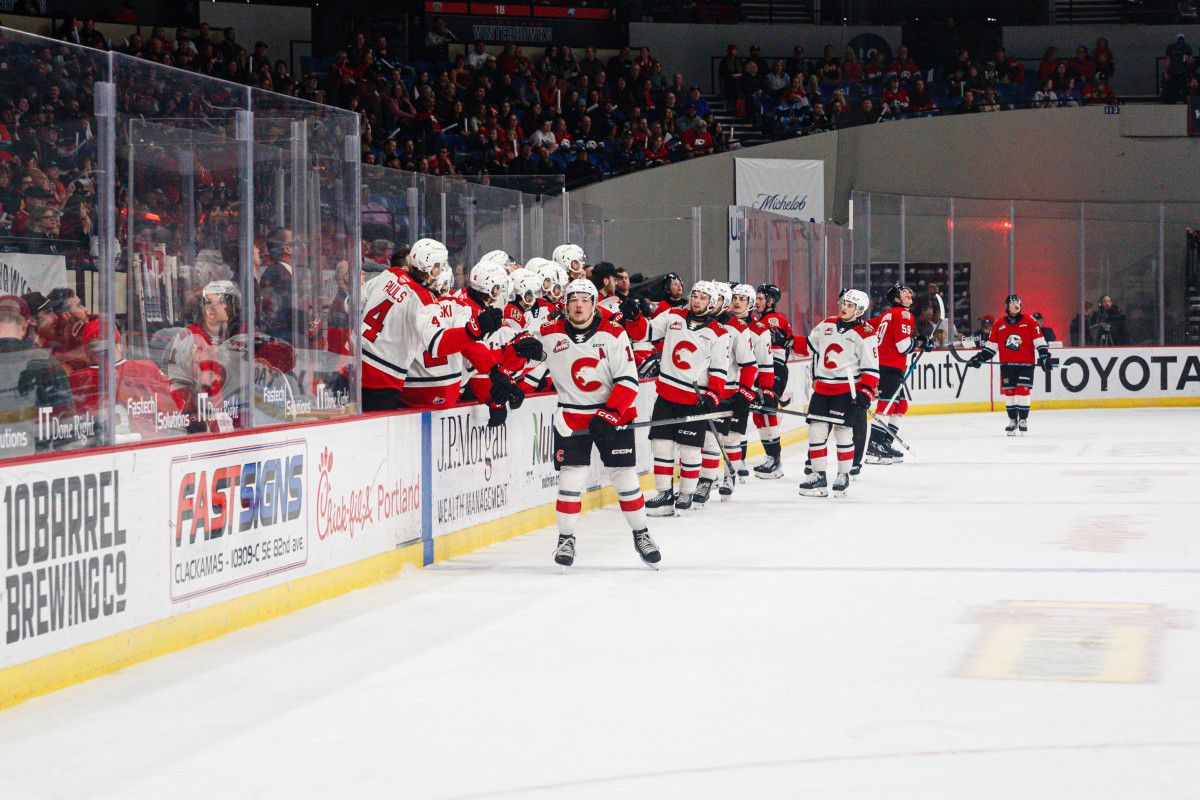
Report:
2,352,1197,710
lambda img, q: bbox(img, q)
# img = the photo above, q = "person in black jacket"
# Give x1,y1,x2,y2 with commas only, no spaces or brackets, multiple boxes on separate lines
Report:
1089,294,1126,346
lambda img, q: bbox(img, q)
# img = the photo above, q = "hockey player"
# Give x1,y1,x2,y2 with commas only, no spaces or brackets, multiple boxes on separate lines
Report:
525,258,564,326
165,279,242,431
592,262,650,347
360,238,517,414
399,269,465,409
751,283,794,478
866,283,924,465
651,272,688,317
456,259,544,425
520,279,659,568
966,293,1052,435
797,289,879,498
722,283,771,490
480,249,520,272
504,267,543,333
644,280,729,515
552,243,587,281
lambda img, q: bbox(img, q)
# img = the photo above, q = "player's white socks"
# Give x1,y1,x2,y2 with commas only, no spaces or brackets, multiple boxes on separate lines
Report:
808,420,831,473
678,444,702,496
834,425,855,474
556,465,587,539
651,438,676,493
610,466,648,531
701,431,721,482
722,431,743,472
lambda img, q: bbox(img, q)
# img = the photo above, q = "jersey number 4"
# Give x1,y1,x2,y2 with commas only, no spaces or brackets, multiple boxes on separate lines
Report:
363,300,392,343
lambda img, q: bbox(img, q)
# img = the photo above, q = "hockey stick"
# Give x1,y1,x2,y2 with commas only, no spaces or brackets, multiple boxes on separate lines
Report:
750,403,806,419
846,367,913,454
878,346,924,417
566,410,731,437
691,382,737,478
935,293,973,365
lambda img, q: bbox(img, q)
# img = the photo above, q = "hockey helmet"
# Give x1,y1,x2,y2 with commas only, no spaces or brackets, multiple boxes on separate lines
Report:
533,259,569,301
201,279,241,325
756,283,782,307
886,282,914,305
469,260,512,305
1005,293,1022,311
552,244,587,274
407,238,449,277
711,281,732,312
510,268,543,305
840,288,870,318
732,283,757,303
564,278,598,305
480,249,517,270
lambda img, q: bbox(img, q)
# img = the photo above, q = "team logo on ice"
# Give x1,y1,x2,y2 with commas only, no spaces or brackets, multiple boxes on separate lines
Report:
1005,334,1023,351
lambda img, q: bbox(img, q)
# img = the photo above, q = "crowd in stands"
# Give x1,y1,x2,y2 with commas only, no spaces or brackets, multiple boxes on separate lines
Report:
719,35,1124,139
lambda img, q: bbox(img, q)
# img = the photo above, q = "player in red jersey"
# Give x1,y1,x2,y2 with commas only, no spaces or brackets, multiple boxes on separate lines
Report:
966,293,1052,435
399,269,467,409
519,279,660,568
650,272,688,317
797,289,879,498
750,283,794,479
865,282,925,465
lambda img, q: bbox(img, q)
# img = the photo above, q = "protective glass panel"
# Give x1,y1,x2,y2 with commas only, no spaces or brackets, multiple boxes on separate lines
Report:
952,198,1013,345
1014,201,1082,349
1084,204,1160,347
0,30,112,456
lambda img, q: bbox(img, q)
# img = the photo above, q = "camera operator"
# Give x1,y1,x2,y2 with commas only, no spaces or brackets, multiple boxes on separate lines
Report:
1089,294,1126,346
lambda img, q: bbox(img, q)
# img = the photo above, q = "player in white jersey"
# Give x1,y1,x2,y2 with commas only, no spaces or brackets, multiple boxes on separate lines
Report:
360,238,515,412
522,258,560,331
797,289,880,498
519,279,659,569
704,283,763,500
644,280,730,516
503,267,541,333
693,282,738,506
400,269,467,408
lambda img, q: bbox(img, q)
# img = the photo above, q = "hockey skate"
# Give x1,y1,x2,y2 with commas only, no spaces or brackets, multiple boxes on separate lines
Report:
645,490,676,517
849,464,862,477
674,492,694,513
737,466,750,481
553,534,576,568
633,529,661,569
865,440,893,466
753,456,784,479
798,471,829,497
831,472,850,498
692,478,714,507
1005,419,1018,436
1018,418,1028,435
718,473,735,498
884,442,905,463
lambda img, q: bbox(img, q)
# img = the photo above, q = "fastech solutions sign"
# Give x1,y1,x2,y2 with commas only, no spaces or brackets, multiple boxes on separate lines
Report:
169,439,309,603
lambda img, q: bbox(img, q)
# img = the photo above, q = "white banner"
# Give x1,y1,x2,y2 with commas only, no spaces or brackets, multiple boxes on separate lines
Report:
734,158,824,223
0,253,68,298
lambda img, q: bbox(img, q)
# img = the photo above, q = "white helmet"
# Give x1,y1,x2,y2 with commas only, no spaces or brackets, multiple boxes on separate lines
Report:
841,288,870,318
552,244,586,274
563,278,598,305
510,268,542,305
480,249,517,271
690,280,715,308
711,281,732,312
733,283,757,303
469,260,512,306
435,268,455,297
524,256,553,273
407,238,449,276
533,259,569,301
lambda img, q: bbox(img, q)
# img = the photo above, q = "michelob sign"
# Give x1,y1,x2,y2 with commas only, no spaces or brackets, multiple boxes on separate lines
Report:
734,158,825,223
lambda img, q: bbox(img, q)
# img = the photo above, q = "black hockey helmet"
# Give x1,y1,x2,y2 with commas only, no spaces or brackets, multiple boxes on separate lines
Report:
886,282,913,305
1005,293,1022,309
756,283,781,307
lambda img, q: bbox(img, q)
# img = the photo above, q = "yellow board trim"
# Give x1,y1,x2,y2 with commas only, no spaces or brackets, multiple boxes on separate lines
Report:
5,396,1195,710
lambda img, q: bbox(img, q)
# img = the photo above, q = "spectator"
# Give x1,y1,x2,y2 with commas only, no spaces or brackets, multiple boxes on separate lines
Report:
1059,78,1083,107
816,45,841,85
1069,301,1095,345
785,46,808,80
865,50,887,84
738,60,767,125
718,45,743,102
681,118,714,157
908,78,936,113
979,88,1001,112
956,89,978,113
765,60,790,96
1164,34,1193,101
641,133,669,167
889,46,919,84
842,47,864,84
684,85,711,117
1034,79,1058,108
1032,312,1056,343
1090,294,1126,345
1038,47,1062,84
1083,73,1117,105
424,17,455,61
880,76,909,117
1068,46,1095,82
746,45,768,75
992,47,1025,84
0,294,75,453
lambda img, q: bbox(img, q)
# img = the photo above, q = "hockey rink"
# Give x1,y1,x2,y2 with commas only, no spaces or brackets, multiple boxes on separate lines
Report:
1,407,1198,799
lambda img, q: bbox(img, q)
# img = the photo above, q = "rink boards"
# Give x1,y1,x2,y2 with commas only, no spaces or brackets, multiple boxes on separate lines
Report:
1,345,1197,709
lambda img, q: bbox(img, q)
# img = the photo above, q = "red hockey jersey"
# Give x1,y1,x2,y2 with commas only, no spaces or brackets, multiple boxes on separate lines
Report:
984,314,1047,365
869,306,916,370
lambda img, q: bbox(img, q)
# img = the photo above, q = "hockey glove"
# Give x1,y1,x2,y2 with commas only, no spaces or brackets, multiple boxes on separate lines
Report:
468,307,504,340
852,389,873,414
618,293,642,322
732,386,756,415
695,388,719,414
637,350,661,379
638,296,654,319
769,326,790,348
588,407,621,444
487,403,508,428
965,351,990,369
488,365,525,409
1037,348,1054,373
759,387,780,408
511,334,545,361
912,334,928,353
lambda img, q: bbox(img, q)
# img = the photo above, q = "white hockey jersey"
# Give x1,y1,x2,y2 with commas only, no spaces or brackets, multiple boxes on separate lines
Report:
401,296,468,406
522,316,640,432
805,315,880,397
360,268,483,392
649,308,729,403
721,316,759,397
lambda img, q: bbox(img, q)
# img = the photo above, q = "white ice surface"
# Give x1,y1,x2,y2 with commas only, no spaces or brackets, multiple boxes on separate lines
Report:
2,408,1199,800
